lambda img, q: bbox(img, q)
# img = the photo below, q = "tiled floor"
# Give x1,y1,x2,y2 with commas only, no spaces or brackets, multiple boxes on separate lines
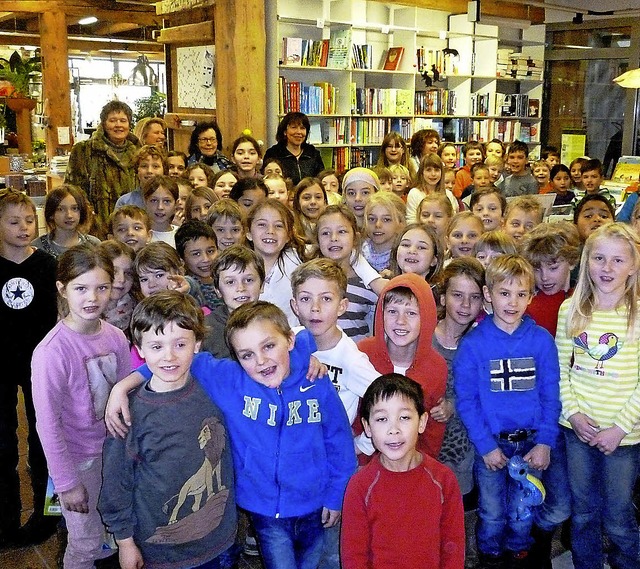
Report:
1,389,579,569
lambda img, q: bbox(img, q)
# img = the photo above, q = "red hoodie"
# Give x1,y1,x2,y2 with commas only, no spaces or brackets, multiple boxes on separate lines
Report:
358,273,448,458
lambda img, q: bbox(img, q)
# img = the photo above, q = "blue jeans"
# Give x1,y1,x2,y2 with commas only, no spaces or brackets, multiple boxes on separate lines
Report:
474,436,538,556
318,522,340,569
534,431,571,531
250,509,324,569
564,427,640,569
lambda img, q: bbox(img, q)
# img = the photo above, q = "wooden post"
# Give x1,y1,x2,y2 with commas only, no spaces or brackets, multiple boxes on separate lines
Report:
6,97,36,154
214,0,266,151
40,10,72,160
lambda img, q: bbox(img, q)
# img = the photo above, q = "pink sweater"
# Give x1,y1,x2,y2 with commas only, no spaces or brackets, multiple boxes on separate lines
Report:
32,320,130,493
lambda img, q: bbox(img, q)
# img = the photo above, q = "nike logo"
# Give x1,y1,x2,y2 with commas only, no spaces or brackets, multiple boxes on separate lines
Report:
300,385,315,392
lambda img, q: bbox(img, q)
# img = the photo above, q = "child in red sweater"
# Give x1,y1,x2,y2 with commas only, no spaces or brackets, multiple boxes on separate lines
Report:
341,373,464,569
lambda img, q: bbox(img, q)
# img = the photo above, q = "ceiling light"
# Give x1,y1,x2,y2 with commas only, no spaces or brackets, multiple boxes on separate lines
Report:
78,16,98,25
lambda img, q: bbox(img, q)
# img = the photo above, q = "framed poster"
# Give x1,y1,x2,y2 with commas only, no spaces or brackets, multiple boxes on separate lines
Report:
176,45,216,109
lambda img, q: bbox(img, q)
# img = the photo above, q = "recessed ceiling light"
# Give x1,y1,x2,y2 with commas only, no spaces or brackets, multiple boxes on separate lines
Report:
78,16,98,25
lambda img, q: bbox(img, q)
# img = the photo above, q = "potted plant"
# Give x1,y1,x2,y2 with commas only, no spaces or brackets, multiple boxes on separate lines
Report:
0,50,41,104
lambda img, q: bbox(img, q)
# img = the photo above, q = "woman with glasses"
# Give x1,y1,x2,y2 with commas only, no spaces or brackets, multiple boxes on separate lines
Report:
263,112,325,186
187,121,233,173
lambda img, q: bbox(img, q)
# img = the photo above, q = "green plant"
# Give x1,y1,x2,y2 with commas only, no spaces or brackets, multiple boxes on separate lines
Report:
0,50,41,97
133,90,167,122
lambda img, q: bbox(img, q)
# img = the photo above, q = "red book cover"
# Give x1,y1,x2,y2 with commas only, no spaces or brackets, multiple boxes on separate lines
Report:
383,47,404,71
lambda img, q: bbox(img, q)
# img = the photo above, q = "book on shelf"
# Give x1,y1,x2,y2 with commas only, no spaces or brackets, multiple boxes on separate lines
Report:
382,47,404,71
301,38,329,67
497,93,529,118
416,47,458,76
327,27,352,69
528,99,540,118
308,122,323,144
278,77,337,115
351,86,413,116
282,37,303,66
415,89,456,116
350,117,412,145
471,92,490,117
352,44,373,70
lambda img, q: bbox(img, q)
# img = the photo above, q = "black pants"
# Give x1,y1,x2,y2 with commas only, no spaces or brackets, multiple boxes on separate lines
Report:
0,374,49,533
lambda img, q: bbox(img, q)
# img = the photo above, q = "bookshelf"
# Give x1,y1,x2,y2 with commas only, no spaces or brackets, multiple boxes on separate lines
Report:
266,0,545,172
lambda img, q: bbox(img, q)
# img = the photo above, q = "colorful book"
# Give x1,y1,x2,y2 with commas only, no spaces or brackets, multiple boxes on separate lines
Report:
383,47,404,71
327,28,352,69
282,37,303,66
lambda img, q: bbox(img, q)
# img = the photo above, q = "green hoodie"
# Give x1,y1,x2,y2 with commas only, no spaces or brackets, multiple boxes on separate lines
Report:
65,125,141,230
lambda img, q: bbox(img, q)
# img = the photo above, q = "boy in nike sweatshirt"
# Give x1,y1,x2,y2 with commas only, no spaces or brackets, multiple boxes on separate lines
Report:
106,300,356,569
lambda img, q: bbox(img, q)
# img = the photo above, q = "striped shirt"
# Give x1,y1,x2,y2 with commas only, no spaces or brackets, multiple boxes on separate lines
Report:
556,300,640,445
338,275,378,343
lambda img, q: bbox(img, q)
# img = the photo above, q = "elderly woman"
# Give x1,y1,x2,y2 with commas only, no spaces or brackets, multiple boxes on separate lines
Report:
65,101,141,230
262,111,325,186
133,117,167,148
187,120,232,173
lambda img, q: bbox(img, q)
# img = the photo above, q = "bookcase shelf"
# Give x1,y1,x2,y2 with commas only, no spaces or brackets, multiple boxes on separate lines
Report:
268,0,545,171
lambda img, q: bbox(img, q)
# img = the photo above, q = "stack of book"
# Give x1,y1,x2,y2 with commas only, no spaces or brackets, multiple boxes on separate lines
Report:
496,48,513,77
507,53,543,79
281,37,329,67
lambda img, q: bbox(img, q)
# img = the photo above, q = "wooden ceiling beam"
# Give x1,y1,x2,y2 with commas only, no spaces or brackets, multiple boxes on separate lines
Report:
92,22,142,36
0,31,163,53
373,0,544,23
0,2,158,25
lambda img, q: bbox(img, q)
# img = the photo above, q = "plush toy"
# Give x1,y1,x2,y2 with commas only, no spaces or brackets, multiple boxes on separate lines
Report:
507,455,545,522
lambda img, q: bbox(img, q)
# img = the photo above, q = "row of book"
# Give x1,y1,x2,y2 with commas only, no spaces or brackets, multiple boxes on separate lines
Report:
495,93,538,118
305,117,415,146
281,31,406,71
418,117,539,144
414,89,457,116
350,118,412,145
320,146,378,172
304,115,537,148
470,92,491,117
278,78,337,115
352,44,373,70
352,86,413,116
416,47,458,76
281,29,352,69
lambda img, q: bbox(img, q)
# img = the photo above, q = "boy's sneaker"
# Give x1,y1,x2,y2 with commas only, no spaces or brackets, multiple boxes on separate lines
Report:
507,550,529,569
243,535,259,557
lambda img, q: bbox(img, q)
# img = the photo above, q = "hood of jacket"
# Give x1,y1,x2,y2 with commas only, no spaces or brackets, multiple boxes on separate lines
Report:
365,273,439,363
357,273,448,457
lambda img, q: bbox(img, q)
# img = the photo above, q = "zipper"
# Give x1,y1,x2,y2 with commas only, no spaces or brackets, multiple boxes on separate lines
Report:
274,385,284,518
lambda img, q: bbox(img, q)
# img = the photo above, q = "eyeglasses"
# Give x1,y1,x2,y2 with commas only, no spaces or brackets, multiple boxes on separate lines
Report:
198,137,217,144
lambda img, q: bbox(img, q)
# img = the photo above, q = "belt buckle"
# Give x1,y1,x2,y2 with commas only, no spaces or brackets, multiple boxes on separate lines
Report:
509,429,526,442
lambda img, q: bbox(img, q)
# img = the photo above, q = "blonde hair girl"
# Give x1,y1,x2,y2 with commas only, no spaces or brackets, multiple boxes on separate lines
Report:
556,222,640,569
